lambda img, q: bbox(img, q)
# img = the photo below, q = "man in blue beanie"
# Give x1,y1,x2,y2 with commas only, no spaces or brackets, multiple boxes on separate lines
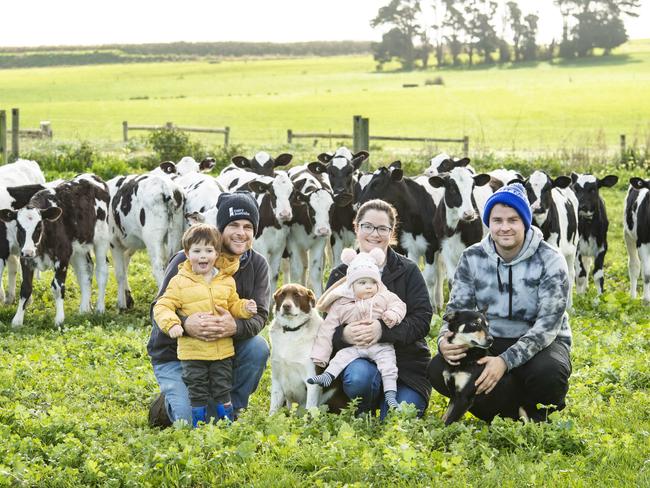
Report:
428,182,572,423
147,191,270,427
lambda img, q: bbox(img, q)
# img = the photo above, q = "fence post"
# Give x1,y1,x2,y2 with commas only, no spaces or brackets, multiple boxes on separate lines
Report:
0,110,6,165
40,121,52,139
463,136,469,157
287,129,293,144
224,126,230,147
620,134,626,164
123,121,129,142
353,115,369,153
11,108,20,162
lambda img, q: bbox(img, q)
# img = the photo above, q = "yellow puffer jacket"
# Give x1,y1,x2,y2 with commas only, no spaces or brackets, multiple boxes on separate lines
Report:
153,254,253,361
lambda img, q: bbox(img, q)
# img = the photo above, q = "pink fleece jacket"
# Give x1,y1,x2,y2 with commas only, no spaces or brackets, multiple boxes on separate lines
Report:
311,278,407,367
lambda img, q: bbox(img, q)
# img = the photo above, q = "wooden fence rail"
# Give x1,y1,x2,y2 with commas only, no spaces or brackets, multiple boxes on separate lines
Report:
122,121,230,146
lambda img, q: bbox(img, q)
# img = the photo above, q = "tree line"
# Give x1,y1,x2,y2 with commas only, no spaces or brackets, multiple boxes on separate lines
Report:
371,0,641,70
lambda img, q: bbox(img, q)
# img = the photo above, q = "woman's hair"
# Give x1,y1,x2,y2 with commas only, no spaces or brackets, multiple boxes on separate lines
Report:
354,199,399,244
182,224,221,253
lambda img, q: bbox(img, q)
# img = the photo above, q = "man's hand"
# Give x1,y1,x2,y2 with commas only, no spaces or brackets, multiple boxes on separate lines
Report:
475,356,507,395
439,332,468,365
183,306,238,341
342,319,382,346
245,300,257,315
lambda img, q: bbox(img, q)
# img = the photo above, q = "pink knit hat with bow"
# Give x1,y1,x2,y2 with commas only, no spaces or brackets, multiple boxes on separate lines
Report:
341,248,384,285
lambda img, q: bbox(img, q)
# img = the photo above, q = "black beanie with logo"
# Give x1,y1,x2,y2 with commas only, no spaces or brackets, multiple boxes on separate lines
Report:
216,191,260,235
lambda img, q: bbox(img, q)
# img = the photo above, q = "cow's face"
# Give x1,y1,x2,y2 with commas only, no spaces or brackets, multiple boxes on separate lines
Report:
443,310,493,349
571,173,618,218
525,171,570,220
0,206,62,257
306,189,334,237
315,147,369,198
249,172,295,223
429,167,490,222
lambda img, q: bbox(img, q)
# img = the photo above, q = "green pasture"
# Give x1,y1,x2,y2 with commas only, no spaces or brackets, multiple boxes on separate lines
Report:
1,162,649,485
1,40,649,156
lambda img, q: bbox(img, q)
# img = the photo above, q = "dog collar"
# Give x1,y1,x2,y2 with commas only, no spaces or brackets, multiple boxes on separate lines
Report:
281,317,310,333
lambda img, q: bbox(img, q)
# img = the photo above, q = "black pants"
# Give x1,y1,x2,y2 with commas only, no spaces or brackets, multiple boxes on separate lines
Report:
427,338,572,422
181,358,233,407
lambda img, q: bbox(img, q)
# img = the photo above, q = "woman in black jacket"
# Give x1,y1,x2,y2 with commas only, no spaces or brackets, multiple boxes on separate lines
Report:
326,199,433,417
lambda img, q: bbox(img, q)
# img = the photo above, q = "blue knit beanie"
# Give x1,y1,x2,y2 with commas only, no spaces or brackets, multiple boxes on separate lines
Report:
482,183,532,231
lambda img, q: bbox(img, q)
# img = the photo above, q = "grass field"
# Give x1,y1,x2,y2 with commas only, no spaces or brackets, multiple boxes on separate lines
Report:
1,40,649,157
1,168,649,485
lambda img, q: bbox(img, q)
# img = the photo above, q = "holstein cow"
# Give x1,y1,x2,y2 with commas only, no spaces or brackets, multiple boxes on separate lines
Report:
0,174,110,328
175,172,225,227
217,168,297,296
285,166,335,296
306,147,369,268
160,156,216,177
524,171,578,307
624,177,650,303
356,162,444,309
109,173,185,309
429,167,492,288
571,173,618,295
0,159,47,304
220,151,293,178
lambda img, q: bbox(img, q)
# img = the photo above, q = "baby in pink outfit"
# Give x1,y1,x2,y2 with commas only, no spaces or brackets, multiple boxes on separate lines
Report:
307,248,406,409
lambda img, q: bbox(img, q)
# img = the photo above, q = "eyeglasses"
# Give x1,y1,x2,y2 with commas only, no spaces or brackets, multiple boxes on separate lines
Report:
358,222,392,237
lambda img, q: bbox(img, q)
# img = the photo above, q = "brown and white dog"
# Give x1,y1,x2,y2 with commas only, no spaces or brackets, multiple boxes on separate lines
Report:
269,283,332,414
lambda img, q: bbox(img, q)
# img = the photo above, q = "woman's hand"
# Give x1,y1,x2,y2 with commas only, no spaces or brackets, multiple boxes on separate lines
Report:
439,332,469,365
342,319,383,346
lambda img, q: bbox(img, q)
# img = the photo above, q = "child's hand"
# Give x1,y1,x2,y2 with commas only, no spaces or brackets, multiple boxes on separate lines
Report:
245,300,257,315
382,310,400,326
168,324,184,338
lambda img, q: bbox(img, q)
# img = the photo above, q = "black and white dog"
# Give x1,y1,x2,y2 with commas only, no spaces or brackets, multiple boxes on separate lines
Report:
441,310,493,425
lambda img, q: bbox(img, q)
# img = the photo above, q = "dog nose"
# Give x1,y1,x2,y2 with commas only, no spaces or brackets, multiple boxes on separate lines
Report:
282,303,291,313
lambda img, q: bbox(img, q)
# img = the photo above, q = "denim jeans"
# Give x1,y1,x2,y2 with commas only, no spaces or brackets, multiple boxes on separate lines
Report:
342,358,428,419
152,335,270,424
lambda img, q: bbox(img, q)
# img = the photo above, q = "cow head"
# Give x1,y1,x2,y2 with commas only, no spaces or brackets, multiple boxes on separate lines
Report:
630,177,650,191
571,173,618,218
246,172,296,223
356,162,403,207
310,146,369,201
0,205,62,258
429,167,490,222
525,171,571,219
424,153,472,177
231,151,292,177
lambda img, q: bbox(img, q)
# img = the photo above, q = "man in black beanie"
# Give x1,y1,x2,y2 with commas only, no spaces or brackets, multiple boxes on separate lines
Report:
147,191,270,426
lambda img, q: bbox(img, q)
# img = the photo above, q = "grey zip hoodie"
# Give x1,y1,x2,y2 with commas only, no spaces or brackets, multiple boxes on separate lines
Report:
438,226,572,371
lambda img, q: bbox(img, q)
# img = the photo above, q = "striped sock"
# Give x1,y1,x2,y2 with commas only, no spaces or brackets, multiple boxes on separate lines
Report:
385,390,399,409
306,372,334,387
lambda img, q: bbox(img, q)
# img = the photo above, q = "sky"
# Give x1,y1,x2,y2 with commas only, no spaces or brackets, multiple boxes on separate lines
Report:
1,0,648,48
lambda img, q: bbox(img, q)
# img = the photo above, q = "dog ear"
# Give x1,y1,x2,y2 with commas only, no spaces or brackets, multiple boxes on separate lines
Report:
272,288,284,308
306,289,316,308
442,311,457,324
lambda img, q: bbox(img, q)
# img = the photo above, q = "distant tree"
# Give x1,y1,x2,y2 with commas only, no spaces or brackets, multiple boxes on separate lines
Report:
521,13,539,61
441,0,467,66
555,0,640,58
463,0,499,65
506,1,524,61
371,0,424,70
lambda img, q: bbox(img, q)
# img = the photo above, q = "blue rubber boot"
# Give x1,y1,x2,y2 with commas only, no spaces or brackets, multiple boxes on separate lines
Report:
191,406,207,428
216,403,234,423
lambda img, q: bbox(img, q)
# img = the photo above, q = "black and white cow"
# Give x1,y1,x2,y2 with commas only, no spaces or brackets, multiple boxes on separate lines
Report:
525,170,578,306
429,167,491,288
0,159,47,305
109,173,185,309
175,172,225,227
307,147,369,268
423,153,474,178
221,151,293,177
624,177,650,303
356,162,443,309
571,173,618,295
0,174,110,327
284,166,335,296
217,167,298,295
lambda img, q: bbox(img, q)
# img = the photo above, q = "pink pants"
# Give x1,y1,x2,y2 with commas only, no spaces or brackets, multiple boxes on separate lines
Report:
325,343,398,392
